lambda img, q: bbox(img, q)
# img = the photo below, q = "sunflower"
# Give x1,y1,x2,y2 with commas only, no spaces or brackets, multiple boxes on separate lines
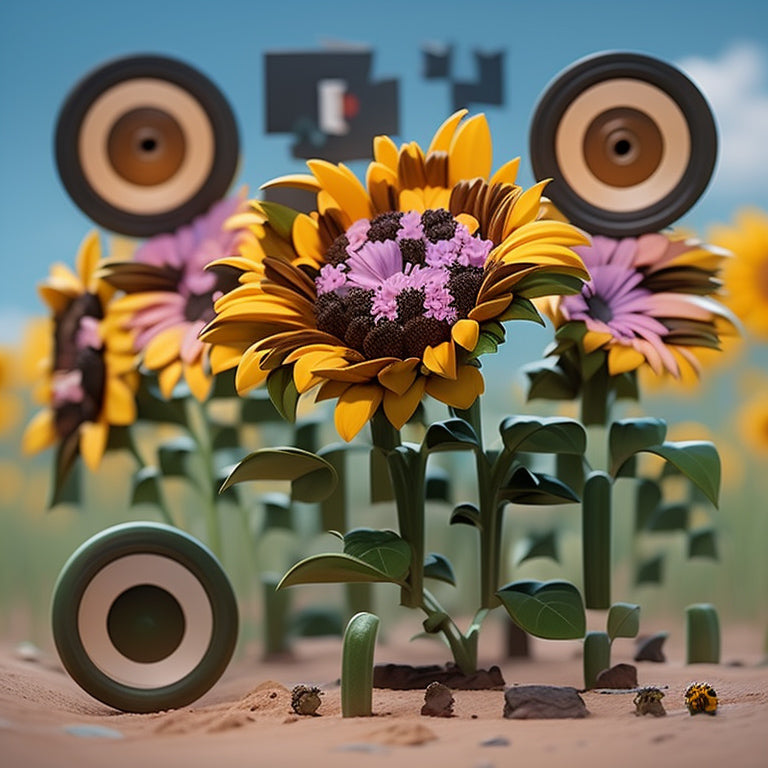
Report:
201,111,590,440
539,232,739,381
99,192,248,400
22,231,138,474
709,208,768,340
0,345,22,435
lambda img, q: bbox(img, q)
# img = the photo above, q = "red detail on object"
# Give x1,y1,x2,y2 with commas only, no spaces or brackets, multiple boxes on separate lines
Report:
343,92,360,120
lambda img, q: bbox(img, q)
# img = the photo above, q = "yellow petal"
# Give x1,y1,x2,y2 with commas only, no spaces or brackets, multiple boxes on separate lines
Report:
334,383,383,441
21,409,57,454
373,135,399,171
38,285,75,314
293,349,349,392
209,342,246,374
314,379,352,403
422,341,457,379
448,113,492,185
235,346,269,394
490,157,520,187
261,173,322,192
292,213,325,263
425,365,484,409
144,326,185,370
399,188,428,213
76,230,102,288
158,359,183,398
307,159,372,222
501,219,591,249
451,319,480,350
104,375,137,425
377,358,419,395
427,110,468,154
607,345,645,375
79,420,109,471
315,358,393,383
503,180,550,233
455,213,479,235
185,358,212,401
383,376,426,429
468,295,513,322
582,331,613,354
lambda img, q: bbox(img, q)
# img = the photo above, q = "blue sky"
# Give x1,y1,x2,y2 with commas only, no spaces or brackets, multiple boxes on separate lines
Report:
2,0,768,343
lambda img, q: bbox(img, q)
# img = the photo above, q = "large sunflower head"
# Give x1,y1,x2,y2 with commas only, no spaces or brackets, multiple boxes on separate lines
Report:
201,111,590,440
22,231,138,476
708,207,768,340
539,232,739,382
99,192,249,400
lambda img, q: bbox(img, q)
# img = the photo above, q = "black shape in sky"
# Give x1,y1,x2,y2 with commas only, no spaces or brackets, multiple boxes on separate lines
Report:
265,49,399,163
422,43,453,79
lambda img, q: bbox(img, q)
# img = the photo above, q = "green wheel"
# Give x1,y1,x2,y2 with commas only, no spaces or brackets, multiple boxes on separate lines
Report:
52,522,238,712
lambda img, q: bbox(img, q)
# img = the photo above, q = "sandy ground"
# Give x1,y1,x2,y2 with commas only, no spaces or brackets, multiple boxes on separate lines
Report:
2,623,767,768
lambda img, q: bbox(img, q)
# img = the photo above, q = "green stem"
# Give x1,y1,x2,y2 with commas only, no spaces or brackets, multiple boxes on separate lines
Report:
422,589,479,675
341,612,380,717
184,397,222,558
125,430,177,527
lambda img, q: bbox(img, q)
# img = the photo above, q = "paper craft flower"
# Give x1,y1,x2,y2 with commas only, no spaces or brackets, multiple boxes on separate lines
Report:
540,233,738,380
22,231,137,471
100,193,248,400
709,208,768,340
201,111,590,439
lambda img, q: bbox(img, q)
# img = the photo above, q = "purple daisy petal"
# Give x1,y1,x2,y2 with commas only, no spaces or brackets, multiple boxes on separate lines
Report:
347,239,404,288
345,218,371,251
397,210,423,241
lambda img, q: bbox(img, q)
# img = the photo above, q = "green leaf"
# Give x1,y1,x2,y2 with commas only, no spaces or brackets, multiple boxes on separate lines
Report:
423,553,456,585
470,331,501,358
515,272,585,298
267,366,299,423
258,200,301,240
219,447,337,502
524,362,580,401
450,502,481,527
646,441,721,507
131,466,163,506
514,530,559,565
607,602,640,640
134,378,186,424
278,553,407,588
496,580,586,639
688,528,718,559
499,415,586,455
423,419,481,454
343,529,411,581
498,466,580,505
648,503,689,531
157,436,197,478
241,393,283,423
635,555,664,586
609,418,667,477
497,296,544,325
49,433,80,508
635,479,662,531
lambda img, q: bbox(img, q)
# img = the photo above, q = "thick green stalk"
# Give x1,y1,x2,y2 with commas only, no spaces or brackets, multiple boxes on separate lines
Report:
686,603,720,663
582,471,612,609
583,630,611,689
341,612,380,717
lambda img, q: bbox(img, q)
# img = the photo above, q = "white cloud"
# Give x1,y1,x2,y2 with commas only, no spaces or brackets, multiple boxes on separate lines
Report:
678,42,768,193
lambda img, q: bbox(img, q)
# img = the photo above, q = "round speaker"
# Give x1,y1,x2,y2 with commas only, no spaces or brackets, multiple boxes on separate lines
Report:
52,522,238,712
55,55,239,237
529,52,717,237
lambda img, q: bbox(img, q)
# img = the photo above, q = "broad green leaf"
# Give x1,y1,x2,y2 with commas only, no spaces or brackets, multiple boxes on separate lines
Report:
523,361,580,401
278,553,406,588
635,554,664,585
131,466,162,507
497,296,544,325
499,415,586,455
267,365,299,423
423,553,456,585
450,502,481,527
646,441,720,507
259,200,300,241
158,436,197,478
555,321,588,344
470,331,501,358
496,579,586,639
688,528,718,559
635,479,662,531
343,529,411,581
514,530,559,565
498,466,580,505
609,418,667,477
423,419,481,454
480,320,506,342
607,602,640,640
219,447,337,502
514,272,585,298
648,503,688,531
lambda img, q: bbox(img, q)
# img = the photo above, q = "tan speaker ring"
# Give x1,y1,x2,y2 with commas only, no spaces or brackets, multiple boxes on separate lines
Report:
55,55,239,237
529,52,717,237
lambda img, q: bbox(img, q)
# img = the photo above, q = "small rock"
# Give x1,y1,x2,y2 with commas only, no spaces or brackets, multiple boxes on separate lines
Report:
15,642,42,662
421,681,454,718
503,685,588,719
594,663,638,689
480,736,510,746
634,633,668,663
290,684,323,716
633,687,667,717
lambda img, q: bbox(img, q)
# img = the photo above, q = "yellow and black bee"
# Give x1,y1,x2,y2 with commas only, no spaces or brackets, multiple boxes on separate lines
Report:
633,686,666,717
684,682,718,715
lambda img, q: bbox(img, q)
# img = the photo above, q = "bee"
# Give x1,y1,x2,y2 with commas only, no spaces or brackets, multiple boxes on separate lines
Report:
632,686,666,717
684,682,718,715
